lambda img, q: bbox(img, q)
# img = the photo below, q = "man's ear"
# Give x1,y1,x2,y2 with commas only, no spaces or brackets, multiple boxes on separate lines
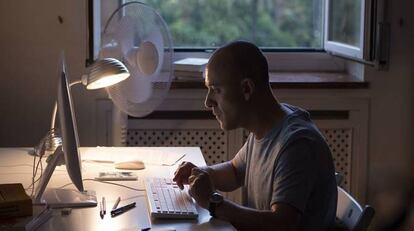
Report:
241,78,255,101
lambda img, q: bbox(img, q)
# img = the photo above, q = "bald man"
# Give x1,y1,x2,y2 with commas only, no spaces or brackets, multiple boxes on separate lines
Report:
173,41,337,231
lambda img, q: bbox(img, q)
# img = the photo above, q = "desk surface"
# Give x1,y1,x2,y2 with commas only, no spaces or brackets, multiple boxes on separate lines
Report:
0,147,234,231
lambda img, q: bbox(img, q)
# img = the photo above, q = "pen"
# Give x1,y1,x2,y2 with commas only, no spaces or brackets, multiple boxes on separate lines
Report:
110,202,136,217
112,196,121,210
102,197,106,215
99,202,104,219
163,154,186,166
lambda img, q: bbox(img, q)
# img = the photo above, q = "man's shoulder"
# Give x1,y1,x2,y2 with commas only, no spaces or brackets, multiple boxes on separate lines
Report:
279,105,327,148
281,115,320,141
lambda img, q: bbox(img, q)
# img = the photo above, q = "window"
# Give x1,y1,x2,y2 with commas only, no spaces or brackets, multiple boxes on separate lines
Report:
324,0,373,61
90,0,385,70
126,0,324,50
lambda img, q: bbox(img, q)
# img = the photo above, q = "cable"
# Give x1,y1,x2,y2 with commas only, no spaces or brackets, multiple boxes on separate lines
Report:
25,175,42,193
29,146,46,196
25,146,145,195
30,150,38,196
31,151,43,196
58,178,145,192
25,170,69,196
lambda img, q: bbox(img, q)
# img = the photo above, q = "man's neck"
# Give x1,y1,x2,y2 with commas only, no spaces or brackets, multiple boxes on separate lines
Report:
245,99,287,140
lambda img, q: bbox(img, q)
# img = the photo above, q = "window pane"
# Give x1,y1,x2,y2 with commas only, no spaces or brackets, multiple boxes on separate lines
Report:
126,0,323,49
328,0,361,47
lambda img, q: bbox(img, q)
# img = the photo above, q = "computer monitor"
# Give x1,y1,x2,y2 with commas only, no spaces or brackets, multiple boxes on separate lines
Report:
57,56,83,192
33,55,97,208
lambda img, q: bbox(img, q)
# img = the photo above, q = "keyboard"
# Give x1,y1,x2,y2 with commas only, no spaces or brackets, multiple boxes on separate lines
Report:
144,177,198,219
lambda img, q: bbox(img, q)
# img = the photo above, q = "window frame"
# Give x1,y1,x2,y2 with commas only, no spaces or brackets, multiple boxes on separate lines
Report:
323,0,367,60
323,0,387,68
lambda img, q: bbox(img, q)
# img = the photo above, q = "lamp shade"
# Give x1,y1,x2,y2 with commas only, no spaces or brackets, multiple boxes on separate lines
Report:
82,58,130,90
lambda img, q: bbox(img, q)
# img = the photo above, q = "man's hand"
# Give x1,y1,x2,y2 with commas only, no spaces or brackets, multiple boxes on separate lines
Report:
173,161,197,189
188,168,214,209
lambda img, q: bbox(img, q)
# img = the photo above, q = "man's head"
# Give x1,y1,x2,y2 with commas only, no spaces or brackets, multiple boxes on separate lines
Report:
204,41,270,130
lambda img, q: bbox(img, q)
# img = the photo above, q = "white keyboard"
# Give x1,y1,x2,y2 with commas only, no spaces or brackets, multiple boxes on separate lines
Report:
145,177,198,219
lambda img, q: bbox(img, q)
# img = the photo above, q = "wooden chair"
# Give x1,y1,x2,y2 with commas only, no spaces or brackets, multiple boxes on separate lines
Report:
336,186,375,231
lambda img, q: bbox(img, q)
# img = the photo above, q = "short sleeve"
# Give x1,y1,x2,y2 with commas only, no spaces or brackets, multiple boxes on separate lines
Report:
271,138,316,213
232,136,250,184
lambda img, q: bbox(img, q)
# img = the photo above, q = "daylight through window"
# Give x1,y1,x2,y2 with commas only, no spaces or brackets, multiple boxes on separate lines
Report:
130,0,323,49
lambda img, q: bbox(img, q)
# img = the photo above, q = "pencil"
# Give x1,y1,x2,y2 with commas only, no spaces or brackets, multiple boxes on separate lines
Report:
112,196,121,210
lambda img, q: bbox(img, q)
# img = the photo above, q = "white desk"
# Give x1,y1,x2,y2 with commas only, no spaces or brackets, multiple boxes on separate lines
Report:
0,147,234,231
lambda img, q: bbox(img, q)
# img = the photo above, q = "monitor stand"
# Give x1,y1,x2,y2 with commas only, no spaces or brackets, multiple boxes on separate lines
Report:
41,188,97,208
33,146,97,208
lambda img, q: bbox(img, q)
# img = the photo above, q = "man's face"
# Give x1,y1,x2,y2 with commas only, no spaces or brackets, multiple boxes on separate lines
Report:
204,67,244,130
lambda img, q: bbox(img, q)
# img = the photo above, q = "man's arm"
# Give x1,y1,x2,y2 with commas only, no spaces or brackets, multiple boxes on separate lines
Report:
216,200,301,231
188,168,301,231
173,160,242,192
201,160,241,192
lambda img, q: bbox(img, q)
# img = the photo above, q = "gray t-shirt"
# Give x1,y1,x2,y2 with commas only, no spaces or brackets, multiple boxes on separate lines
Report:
233,104,337,231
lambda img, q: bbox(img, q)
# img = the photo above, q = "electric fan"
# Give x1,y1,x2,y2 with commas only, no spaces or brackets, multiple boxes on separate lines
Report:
100,1,174,118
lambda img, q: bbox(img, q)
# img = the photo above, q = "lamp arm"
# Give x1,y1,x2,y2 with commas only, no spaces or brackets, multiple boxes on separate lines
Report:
50,80,82,129
50,102,58,130
69,80,82,87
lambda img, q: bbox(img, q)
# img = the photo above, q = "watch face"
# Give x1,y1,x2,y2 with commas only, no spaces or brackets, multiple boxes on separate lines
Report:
210,192,223,203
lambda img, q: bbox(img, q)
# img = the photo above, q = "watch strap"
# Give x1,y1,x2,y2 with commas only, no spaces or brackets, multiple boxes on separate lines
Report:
208,192,223,218
208,201,217,218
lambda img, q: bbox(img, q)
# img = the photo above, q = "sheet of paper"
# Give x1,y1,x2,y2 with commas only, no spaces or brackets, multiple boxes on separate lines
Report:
82,147,185,166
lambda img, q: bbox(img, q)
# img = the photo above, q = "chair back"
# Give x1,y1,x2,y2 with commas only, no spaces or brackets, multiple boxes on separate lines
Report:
335,172,344,185
336,187,375,231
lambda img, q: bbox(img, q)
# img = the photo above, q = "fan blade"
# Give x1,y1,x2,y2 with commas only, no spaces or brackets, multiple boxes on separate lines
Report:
137,41,158,76
126,46,139,68
115,63,152,104
127,72,153,104
116,16,138,61
137,28,164,77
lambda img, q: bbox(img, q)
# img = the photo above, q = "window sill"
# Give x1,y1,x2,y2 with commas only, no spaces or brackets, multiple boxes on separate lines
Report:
171,72,369,89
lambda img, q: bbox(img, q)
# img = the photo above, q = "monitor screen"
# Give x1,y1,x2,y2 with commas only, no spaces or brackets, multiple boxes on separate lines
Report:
57,57,84,192
33,54,96,208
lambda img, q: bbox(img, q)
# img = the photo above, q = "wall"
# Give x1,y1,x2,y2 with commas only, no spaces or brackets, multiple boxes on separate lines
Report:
0,0,413,229
0,0,104,146
365,0,414,228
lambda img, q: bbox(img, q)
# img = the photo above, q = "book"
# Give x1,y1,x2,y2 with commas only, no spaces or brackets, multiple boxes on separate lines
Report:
174,70,204,81
0,206,51,231
0,184,32,219
173,58,209,72
175,76,204,82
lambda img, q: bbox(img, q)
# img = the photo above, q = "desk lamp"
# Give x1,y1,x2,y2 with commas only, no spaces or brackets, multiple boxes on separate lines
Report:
34,57,130,156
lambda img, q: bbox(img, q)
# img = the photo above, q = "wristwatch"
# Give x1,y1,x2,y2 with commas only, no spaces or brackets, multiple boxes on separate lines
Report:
208,192,224,218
